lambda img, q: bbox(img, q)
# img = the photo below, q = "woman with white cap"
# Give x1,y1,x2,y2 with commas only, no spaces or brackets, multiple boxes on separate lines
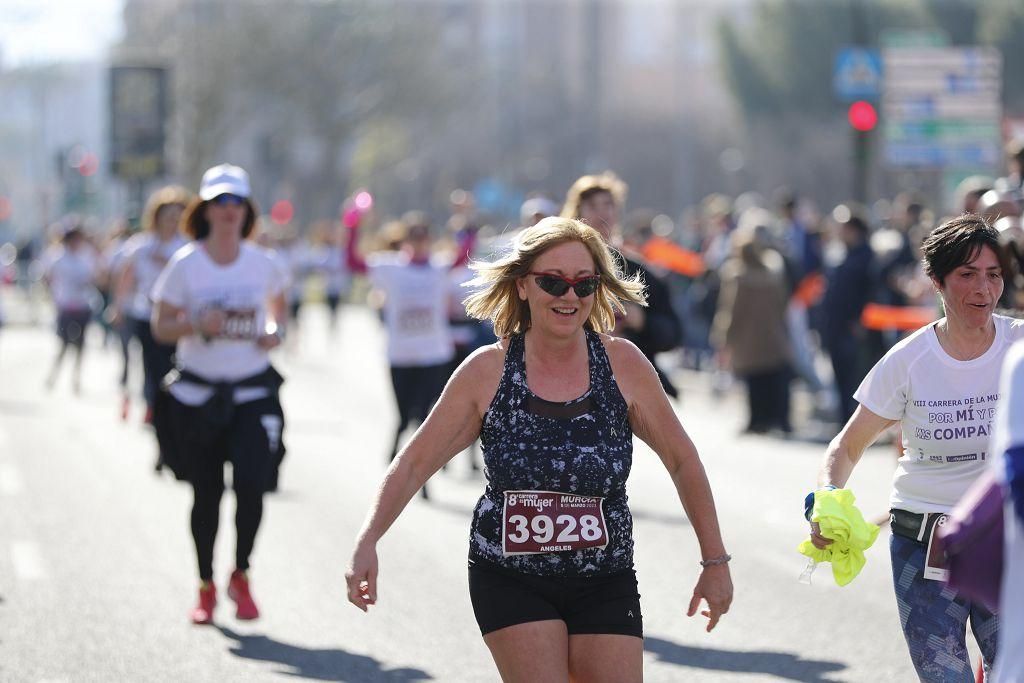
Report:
151,163,288,625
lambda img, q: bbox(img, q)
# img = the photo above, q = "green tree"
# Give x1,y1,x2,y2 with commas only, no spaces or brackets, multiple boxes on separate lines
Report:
117,0,461,221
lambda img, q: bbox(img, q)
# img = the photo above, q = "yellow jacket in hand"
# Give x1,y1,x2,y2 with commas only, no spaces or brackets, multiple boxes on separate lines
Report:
798,488,880,586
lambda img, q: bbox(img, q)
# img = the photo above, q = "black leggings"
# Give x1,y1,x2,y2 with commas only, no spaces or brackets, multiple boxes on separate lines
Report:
189,399,277,582
388,362,449,460
131,317,175,409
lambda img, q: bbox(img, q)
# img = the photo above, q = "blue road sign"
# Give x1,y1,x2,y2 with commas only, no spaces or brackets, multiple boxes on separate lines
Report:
834,47,883,102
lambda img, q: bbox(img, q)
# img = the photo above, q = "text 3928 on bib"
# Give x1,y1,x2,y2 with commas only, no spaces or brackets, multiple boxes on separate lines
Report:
501,490,608,556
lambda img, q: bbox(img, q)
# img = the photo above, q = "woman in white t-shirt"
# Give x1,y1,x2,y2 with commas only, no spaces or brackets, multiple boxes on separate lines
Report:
346,211,460,486
41,225,98,393
110,186,191,424
806,214,1022,681
151,164,287,626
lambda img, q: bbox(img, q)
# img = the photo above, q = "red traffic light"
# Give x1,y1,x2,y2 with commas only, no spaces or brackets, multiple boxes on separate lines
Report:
848,101,877,132
270,199,294,225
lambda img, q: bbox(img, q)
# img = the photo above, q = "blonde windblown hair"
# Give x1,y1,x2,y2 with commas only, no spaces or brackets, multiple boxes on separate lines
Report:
463,217,647,337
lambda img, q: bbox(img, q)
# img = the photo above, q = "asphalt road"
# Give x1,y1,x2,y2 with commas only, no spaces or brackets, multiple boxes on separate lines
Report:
0,298,967,681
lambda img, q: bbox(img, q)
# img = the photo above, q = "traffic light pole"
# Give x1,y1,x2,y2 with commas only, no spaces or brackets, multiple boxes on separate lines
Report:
853,128,870,204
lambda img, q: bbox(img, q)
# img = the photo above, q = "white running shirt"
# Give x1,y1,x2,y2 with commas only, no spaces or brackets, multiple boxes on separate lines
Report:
123,232,188,320
367,252,456,367
151,242,285,405
855,314,1024,513
41,245,97,311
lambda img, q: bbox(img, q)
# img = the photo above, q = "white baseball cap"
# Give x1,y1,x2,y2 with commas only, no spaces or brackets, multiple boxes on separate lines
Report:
520,196,558,224
199,163,251,200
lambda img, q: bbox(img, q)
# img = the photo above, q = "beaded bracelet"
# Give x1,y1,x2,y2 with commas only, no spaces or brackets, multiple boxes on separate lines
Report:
699,554,732,567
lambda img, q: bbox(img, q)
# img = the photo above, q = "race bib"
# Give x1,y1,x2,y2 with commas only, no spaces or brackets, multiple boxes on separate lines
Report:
924,514,950,581
501,490,608,556
396,306,435,334
221,308,259,340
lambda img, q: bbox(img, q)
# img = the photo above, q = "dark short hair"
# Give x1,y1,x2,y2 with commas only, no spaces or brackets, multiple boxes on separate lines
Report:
843,214,870,237
921,214,1008,284
180,195,259,241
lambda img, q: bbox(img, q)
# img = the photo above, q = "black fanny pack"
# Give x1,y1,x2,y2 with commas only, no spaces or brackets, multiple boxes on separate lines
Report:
162,365,283,428
890,508,946,544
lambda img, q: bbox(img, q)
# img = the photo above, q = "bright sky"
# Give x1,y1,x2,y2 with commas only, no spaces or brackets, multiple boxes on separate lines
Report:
0,0,124,68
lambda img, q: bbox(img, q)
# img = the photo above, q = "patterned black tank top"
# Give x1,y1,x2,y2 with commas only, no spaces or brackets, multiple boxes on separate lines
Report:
468,330,634,576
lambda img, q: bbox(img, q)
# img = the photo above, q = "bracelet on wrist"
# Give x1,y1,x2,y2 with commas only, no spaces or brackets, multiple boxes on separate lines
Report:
699,554,731,567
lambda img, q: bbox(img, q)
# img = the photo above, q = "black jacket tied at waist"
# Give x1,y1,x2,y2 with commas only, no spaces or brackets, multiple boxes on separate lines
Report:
162,365,284,428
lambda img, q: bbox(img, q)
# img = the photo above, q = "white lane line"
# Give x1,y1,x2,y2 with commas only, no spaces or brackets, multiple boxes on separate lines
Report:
0,462,23,495
11,541,48,581
0,424,7,455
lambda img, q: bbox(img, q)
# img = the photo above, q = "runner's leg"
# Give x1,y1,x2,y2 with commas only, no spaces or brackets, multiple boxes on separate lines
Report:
230,402,272,572
191,445,226,582
968,602,999,678
483,620,570,683
389,366,414,461
568,634,643,683
890,534,979,682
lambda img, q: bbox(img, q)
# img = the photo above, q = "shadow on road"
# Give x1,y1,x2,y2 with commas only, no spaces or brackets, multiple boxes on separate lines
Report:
216,626,432,682
644,635,846,683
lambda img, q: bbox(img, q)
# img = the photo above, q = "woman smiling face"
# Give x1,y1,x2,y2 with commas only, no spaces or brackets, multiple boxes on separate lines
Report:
517,240,597,337
935,244,1004,330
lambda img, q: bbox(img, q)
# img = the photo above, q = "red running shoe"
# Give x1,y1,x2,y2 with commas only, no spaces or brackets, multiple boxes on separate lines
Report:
227,570,260,620
190,582,217,625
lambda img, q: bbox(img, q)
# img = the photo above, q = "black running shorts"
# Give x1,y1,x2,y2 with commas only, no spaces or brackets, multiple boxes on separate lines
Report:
468,557,643,638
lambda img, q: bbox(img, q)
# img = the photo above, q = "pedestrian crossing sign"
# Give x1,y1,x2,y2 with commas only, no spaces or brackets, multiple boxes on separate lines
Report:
834,47,882,102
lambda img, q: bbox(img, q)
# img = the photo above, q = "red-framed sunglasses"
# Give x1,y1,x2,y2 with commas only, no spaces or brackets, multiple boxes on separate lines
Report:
529,272,601,298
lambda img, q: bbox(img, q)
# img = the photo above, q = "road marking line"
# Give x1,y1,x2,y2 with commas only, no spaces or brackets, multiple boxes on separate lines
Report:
0,462,22,495
12,541,47,581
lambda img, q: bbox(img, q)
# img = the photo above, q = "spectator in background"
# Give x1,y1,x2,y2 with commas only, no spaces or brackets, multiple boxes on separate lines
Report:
954,175,995,216
821,206,875,425
996,138,1024,197
774,190,827,401
562,172,683,397
519,195,558,228
979,187,1023,225
711,220,791,434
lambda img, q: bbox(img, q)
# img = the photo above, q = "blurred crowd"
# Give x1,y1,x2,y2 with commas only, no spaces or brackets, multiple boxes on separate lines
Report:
2,140,1023,442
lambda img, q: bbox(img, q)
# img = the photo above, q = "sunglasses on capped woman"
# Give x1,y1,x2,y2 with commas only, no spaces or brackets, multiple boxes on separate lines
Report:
212,193,246,206
529,272,601,298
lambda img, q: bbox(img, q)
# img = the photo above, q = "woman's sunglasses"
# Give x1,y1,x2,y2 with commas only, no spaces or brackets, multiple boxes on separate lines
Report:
212,193,246,206
529,272,601,298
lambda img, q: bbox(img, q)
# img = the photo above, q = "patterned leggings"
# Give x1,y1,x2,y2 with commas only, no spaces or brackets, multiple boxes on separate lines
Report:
890,534,999,682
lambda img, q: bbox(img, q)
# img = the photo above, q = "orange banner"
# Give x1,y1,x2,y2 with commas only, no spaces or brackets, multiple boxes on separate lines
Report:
641,237,706,278
860,303,938,331
793,273,826,307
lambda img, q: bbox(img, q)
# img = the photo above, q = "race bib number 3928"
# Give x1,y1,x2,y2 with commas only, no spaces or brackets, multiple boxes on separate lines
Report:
501,490,608,556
